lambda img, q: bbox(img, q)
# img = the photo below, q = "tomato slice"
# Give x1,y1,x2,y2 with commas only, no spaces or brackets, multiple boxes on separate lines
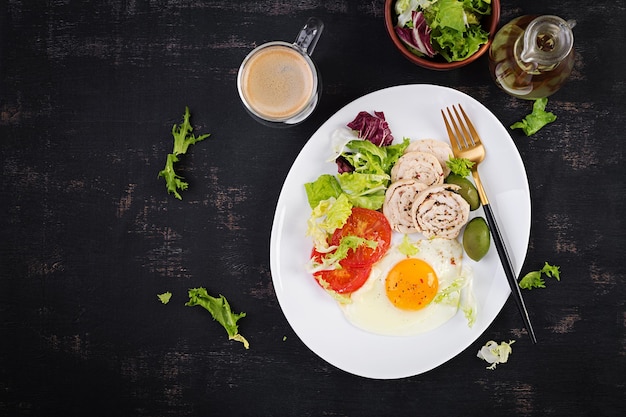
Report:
310,249,372,294
331,207,392,267
314,265,372,294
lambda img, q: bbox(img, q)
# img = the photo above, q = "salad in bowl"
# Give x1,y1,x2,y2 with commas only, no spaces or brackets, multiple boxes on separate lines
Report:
384,0,500,70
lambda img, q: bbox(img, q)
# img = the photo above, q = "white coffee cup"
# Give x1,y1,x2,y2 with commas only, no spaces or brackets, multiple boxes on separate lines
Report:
237,18,323,126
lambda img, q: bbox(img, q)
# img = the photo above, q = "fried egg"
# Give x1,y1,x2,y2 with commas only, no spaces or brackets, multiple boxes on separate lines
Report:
339,237,473,336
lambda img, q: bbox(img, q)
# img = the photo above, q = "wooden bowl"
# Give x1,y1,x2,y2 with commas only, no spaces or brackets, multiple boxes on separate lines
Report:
384,0,501,70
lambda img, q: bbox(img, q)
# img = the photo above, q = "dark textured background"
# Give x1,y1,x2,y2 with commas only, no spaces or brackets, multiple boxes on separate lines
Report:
1,1,624,416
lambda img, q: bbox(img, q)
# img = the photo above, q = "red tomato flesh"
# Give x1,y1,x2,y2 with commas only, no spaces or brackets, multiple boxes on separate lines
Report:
309,207,392,295
311,248,372,294
313,263,372,294
331,207,392,268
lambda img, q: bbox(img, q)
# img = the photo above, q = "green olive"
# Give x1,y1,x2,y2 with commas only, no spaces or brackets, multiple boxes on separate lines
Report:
445,173,481,211
463,217,491,262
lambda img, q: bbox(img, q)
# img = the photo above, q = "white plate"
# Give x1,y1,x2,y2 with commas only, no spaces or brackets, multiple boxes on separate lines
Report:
269,84,530,379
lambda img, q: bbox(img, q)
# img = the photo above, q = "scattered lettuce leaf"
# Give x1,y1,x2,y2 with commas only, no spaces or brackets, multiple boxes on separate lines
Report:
510,98,557,136
157,291,172,304
519,270,545,289
477,340,515,370
185,287,249,349
158,107,210,200
446,157,475,177
519,262,561,289
541,262,561,281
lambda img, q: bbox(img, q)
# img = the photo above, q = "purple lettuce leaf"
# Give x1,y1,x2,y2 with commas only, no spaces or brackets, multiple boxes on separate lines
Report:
346,111,394,146
395,11,436,58
336,111,394,172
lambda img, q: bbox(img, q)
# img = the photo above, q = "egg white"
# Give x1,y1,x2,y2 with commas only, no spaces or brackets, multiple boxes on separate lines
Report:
339,237,473,336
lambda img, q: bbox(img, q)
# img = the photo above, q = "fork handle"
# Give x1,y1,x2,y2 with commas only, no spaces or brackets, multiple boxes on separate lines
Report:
482,203,538,344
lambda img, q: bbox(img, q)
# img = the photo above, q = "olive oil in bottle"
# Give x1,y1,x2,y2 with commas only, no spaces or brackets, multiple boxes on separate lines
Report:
489,15,575,99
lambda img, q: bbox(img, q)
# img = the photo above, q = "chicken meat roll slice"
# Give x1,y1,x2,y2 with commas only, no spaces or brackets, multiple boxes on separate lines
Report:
411,184,470,239
383,179,428,234
390,151,444,186
405,139,454,177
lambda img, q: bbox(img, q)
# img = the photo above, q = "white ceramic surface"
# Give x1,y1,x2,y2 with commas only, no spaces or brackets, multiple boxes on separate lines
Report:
269,84,531,379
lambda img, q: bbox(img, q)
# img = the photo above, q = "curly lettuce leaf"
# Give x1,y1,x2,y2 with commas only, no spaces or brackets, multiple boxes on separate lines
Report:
311,133,409,211
431,21,489,62
170,106,210,155
477,340,515,370
426,0,466,32
158,107,210,200
396,0,491,62
185,287,249,349
510,98,557,136
519,262,561,289
159,154,188,200
541,262,561,280
463,0,492,16
157,291,172,304
446,157,475,177
340,137,410,176
306,194,353,251
308,235,377,273
519,270,545,289
433,267,476,327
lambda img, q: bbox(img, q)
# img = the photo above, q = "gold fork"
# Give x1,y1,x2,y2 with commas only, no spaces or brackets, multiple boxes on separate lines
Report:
442,104,537,344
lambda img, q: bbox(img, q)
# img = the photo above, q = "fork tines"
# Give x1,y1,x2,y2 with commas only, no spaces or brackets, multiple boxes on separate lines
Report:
442,104,481,150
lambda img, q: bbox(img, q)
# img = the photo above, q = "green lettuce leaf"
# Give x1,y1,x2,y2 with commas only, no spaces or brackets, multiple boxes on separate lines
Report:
427,0,466,32
186,287,249,349
510,98,557,136
336,172,388,210
519,271,545,289
432,24,489,62
422,0,490,62
304,137,409,213
519,262,561,289
446,157,475,177
304,174,343,209
158,107,210,200
309,235,378,272
398,234,419,256
157,291,172,304
306,194,353,251
341,138,409,176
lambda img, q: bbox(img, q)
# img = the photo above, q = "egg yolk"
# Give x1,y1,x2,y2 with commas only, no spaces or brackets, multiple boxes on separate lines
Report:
385,258,439,311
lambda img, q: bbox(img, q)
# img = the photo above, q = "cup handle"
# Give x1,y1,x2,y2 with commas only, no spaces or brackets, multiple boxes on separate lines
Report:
293,17,324,56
